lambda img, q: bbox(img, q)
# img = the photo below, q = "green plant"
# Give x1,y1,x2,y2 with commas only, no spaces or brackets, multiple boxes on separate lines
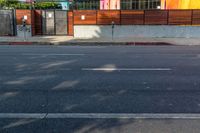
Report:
15,3,30,9
0,0,6,8
34,2,60,9
0,0,60,9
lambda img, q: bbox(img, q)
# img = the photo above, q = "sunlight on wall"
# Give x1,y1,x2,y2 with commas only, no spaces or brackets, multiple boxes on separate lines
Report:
161,0,200,9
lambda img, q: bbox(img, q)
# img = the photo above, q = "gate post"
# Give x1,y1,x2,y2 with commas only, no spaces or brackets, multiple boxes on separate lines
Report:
12,9,17,36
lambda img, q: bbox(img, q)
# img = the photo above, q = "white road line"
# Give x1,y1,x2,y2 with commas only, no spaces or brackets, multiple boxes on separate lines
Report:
46,113,200,119
0,113,46,119
0,113,200,119
82,68,172,71
37,68,71,71
57,68,72,71
22,54,85,56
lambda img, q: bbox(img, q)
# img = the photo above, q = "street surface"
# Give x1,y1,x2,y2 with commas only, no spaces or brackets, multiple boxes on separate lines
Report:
1,45,200,132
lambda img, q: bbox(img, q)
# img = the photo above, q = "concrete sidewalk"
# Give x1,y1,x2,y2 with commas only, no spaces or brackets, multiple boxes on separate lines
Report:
0,36,200,45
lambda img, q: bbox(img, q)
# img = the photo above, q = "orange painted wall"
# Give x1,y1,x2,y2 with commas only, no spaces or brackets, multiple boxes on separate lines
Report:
161,0,200,9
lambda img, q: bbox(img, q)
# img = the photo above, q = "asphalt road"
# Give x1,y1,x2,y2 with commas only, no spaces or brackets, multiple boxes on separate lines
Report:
1,45,200,133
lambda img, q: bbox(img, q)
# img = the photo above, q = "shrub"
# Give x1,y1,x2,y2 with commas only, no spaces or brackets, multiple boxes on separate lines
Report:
0,0,60,9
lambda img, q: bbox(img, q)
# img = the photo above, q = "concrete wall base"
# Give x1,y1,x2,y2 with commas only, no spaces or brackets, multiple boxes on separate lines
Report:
74,25,200,38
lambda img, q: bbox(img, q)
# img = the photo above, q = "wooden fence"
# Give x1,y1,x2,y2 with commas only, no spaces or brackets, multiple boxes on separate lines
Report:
73,10,200,25
13,9,200,36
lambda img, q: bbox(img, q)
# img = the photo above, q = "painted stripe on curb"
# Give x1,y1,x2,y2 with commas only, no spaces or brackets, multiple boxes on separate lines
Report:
0,113,200,119
22,53,85,56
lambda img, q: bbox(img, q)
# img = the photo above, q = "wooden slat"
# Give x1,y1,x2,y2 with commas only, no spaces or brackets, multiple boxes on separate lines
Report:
73,10,97,25
34,10,42,35
68,11,74,36
145,10,168,25
97,10,120,19
192,10,200,25
168,10,192,25
97,10,120,25
97,18,120,25
121,10,144,25
31,10,35,36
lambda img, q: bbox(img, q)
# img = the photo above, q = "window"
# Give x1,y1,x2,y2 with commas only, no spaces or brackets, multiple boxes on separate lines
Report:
72,0,100,10
121,0,160,10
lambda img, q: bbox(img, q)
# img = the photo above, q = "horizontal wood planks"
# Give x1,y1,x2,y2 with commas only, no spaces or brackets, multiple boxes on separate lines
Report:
73,10,97,25
29,9,200,36
16,10,32,25
145,10,168,25
72,10,199,26
121,10,144,25
192,10,200,25
168,10,192,25
97,10,120,25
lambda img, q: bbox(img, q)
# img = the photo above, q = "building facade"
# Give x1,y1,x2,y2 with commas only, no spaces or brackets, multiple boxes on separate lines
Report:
74,0,160,10
72,0,200,10
18,0,200,10
161,0,200,9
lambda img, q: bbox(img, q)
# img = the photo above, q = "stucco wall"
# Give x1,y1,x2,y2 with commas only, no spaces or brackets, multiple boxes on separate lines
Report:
74,25,200,38
16,25,32,37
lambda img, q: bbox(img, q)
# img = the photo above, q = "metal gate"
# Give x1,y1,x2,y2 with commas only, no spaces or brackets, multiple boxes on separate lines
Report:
42,10,68,35
55,10,68,35
0,10,15,36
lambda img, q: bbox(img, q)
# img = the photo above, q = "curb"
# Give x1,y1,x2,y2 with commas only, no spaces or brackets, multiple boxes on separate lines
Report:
0,42,52,45
0,41,174,46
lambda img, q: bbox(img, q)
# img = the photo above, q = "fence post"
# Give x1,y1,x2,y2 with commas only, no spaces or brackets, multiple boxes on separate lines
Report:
12,9,17,36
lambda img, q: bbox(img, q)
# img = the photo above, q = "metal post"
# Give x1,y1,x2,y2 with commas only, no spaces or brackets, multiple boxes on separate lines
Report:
24,28,26,41
12,9,17,36
22,18,27,41
111,21,115,41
